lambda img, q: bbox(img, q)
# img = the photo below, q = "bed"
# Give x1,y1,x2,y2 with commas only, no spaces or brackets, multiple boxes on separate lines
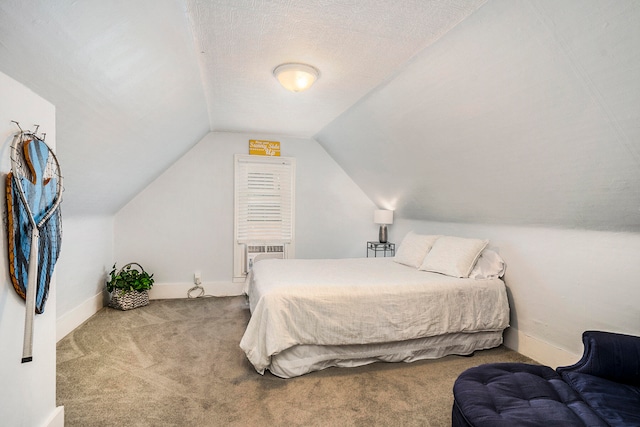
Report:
240,233,510,378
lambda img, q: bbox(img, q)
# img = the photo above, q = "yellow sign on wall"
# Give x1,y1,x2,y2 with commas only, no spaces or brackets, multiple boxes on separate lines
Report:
249,139,280,156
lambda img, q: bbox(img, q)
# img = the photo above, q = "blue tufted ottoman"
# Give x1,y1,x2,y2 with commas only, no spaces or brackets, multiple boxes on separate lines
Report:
451,363,608,427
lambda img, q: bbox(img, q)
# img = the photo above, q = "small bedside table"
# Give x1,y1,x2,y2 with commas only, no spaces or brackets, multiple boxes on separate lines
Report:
367,241,395,257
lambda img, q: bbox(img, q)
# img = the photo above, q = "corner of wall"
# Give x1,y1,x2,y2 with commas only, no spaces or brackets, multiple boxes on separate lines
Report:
503,327,581,368
57,291,106,342
0,69,59,427
44,406,64,427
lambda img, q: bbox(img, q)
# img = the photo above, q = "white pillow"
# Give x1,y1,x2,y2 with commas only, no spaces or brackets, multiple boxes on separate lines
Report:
469,249,506,279
393,232,440,268
419,236,489,278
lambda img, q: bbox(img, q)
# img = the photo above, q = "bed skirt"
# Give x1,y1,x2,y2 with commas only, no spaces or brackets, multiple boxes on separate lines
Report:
266,330,504,378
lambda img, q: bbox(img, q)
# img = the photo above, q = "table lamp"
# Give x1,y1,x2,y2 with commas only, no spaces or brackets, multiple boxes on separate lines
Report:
374,210,393,243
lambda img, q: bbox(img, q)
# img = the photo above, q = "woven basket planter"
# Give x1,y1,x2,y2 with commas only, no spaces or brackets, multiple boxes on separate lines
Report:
109,289,149,311
107,262,153,311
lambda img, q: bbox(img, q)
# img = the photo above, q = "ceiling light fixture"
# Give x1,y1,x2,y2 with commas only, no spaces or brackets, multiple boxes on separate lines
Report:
273,63,319,93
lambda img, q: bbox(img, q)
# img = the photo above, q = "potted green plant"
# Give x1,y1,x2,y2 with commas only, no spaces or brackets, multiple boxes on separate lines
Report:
106,262,154,310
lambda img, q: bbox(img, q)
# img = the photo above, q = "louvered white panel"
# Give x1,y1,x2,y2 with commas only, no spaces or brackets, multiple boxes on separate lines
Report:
234,154,296,280
235,156,294,243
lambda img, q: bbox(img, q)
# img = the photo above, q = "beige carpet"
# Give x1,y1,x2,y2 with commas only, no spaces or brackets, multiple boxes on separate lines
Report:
57,296,533,426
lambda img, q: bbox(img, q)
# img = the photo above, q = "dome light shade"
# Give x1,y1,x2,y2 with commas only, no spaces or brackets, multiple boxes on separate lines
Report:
273,63,319,92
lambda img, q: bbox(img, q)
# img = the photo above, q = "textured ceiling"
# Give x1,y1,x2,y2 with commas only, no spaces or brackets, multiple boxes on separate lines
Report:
317,0,640,232
0,0,638,232
0,0,486,215
185,0,487,136
0,0,209,215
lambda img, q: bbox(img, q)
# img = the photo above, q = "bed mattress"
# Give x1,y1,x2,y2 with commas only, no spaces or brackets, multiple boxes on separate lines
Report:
240,257,510,377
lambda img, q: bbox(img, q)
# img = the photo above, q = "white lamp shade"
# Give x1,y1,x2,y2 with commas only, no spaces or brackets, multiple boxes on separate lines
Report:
374,209,394,225
274,63,319,92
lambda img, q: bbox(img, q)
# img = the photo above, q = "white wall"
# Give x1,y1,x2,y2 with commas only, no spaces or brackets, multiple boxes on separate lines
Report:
56,215,114,340
115,132,377,297
0,71,63,427
392,219,640,368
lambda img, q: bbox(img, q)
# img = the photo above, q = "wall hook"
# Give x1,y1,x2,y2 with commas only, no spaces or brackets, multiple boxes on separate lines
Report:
11,120,23,132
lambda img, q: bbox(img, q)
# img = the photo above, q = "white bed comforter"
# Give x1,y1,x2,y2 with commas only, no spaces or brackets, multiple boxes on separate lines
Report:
240,257,509,374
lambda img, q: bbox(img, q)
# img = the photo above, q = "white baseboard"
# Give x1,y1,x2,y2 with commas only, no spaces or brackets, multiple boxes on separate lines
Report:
44,406,64,427
57,292,105,342
503,327,581,368
149,281,243,300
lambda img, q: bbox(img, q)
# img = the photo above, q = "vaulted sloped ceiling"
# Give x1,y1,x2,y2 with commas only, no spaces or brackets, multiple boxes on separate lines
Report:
184,0,487,136
0,0,210,215
317,0,640,232
0,1,638,232
0,0,486,216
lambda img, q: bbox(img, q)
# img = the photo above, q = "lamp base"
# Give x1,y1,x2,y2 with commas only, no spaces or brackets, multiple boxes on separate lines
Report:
379,225,388,243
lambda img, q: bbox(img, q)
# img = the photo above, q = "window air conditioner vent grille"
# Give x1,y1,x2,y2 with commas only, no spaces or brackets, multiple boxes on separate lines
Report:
246,244,286,273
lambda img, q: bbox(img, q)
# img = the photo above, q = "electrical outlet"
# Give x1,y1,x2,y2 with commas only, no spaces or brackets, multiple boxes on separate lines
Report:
194,271,202,285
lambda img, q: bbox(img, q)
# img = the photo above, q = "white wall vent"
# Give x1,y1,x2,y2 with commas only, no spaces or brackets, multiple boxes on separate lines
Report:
246,244,285,272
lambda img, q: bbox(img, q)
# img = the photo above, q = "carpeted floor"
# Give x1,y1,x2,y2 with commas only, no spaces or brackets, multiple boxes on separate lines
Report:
57,296,533,426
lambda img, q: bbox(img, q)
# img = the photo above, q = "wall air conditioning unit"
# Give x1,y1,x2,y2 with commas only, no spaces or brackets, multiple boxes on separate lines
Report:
245,244,286,273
